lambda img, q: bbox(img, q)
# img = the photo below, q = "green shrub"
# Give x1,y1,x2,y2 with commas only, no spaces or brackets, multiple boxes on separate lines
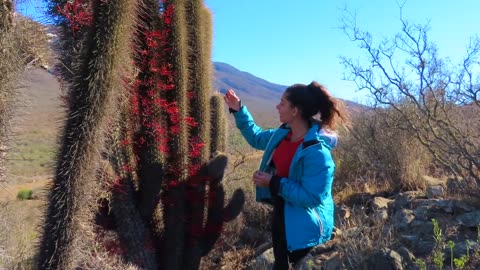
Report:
16,189,33,200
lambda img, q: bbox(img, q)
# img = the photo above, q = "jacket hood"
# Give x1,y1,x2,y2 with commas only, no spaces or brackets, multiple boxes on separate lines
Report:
318,128,338,149
280,122,338,149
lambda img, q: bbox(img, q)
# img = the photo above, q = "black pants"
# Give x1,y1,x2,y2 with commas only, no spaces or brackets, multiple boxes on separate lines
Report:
272,196,312,270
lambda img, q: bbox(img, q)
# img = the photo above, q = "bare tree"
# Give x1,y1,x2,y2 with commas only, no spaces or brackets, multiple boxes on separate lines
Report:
340,7,480,186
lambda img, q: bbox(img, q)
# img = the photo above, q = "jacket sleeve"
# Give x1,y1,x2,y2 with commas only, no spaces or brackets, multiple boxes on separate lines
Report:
277,149,334,208
232,105,275,151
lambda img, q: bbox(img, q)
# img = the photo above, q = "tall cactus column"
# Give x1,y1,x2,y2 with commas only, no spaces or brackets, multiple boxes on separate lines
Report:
183,1,212,266
158,0,191,268
103,0,163,267
0,0,15,184
133,0,165,224
37,0,139,269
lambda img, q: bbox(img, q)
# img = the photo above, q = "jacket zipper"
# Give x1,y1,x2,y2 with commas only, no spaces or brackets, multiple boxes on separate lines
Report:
300,142,323,237
262,132,276,171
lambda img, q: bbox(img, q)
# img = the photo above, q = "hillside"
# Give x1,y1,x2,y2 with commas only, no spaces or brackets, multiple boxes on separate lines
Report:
213,62,367,123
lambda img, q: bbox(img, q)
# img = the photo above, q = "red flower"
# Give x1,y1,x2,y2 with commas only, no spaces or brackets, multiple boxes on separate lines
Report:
120,139,130,147
57,1,93,36
185,116,198,127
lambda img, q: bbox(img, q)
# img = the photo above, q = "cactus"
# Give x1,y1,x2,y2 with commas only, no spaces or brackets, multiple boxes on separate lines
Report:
210,93,228,155
132,0,165,224
39,0,245,268
0,0,16,183
0,0,13,32
103,111,159,268
37,0,139,268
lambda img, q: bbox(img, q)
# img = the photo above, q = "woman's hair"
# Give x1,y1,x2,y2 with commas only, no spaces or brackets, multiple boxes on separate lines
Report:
285,81,349,131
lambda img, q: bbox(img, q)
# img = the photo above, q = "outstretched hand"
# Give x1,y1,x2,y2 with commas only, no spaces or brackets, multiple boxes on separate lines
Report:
223,88,241,112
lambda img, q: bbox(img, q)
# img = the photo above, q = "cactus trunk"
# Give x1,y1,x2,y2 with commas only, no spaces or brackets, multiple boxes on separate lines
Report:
37,0,139,268
39,0,245,268
159,1,190,267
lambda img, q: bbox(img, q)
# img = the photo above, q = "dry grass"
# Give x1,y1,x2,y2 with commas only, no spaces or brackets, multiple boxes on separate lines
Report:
334,110,431,195
334,206,395,269
0,200,43,269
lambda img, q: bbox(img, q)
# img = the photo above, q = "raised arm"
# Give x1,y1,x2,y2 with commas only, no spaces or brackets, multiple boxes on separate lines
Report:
224,89,275,150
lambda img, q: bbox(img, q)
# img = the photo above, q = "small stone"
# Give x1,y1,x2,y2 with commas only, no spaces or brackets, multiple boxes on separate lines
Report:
426,185,445,199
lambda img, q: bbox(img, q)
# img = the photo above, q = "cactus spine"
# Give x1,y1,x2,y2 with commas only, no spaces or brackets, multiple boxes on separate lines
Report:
37,0,139,268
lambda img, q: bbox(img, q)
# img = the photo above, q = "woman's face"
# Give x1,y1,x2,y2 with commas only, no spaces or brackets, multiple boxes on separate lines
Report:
276,93,297,124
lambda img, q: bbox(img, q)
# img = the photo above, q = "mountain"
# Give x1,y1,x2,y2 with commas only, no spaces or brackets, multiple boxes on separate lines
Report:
213,62,285,99
212,62,367,119
21,61,366,129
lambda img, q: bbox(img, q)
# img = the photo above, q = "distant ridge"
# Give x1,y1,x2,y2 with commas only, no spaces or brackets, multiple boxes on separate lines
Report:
212,61,367,116
213,62,286,99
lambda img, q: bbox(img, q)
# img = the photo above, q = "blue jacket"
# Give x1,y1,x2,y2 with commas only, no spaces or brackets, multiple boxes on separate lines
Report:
232,106,337,251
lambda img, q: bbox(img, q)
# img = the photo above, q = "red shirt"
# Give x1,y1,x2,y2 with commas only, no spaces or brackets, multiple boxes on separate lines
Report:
272,132,303,178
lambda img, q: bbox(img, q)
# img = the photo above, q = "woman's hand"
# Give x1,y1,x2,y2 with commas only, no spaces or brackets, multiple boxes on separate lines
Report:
252,170,272,187
223,88,241,112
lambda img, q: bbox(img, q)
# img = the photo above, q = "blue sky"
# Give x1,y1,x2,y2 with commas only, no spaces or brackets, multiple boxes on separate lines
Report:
17,0,480,103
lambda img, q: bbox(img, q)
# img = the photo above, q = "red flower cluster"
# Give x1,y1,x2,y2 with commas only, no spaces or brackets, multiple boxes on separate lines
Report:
57,0,93,36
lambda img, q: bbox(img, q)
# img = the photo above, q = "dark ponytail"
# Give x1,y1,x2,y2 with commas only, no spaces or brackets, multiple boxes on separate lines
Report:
285,81,349,131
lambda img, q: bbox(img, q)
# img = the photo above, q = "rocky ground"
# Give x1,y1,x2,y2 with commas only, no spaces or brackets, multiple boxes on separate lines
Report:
247,181,480,270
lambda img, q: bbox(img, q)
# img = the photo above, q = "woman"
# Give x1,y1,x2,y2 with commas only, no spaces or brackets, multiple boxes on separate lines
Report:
224,82,348,269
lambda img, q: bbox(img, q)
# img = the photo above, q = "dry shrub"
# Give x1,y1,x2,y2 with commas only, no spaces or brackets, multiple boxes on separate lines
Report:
0,201,43,269
75,228,140,270
216,247,256,270
0,11,51,184
335,206,395,269
11,15,52,68
334,109,431,194
241,192,272,235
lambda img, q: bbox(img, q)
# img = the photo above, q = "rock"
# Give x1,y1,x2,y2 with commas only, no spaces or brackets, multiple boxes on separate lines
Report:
409,220,434,237
371,197,394,210
401,190,426,199
371,209,389,224
361,248,404,270
393,209,415,231
246,248,274,270
421,175,446,186
453,200,476,213
240,227,265,245
447,178,468,191
299,251,341,270
331,227,342,239
413,205,437,221
431,199,455,214
392,195,410,212
426,185,445,199
399,235,435,256
456,210,480,228
323,254,343,270
396,246,415,266
334,204,351,225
